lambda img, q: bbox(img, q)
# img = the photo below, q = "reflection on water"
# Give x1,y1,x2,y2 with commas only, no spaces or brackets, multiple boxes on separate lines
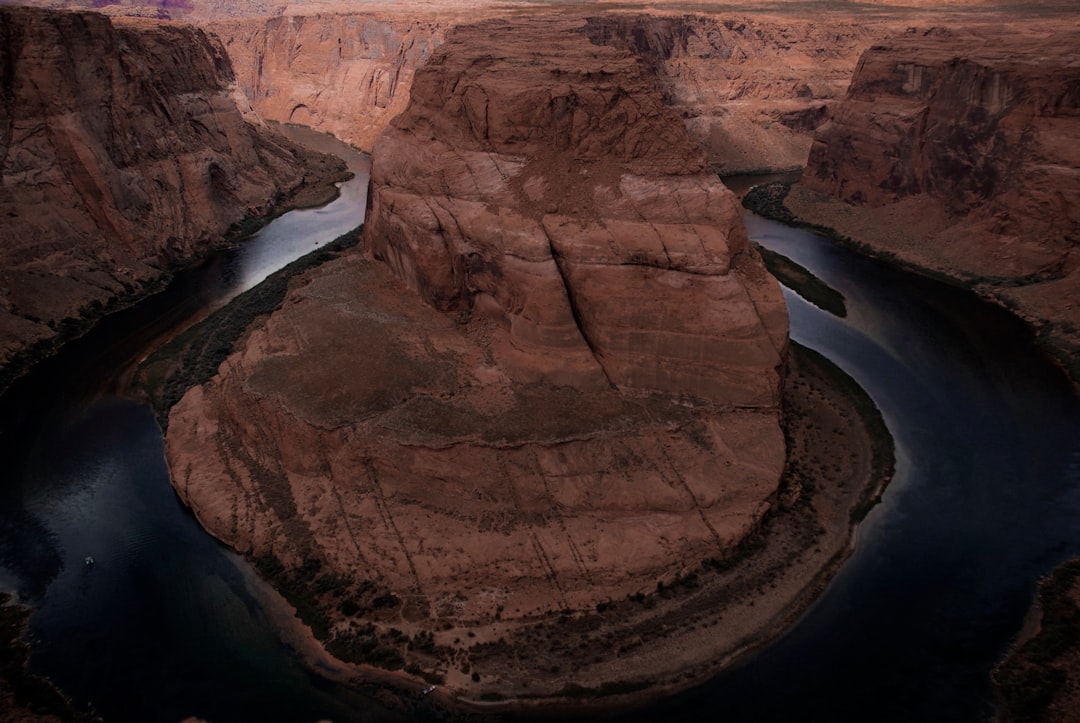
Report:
0,133,405,723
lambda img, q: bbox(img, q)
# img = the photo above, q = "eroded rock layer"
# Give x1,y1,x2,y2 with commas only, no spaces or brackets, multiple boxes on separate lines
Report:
366,17,788,406
793,27,1080,375
0,6,345,383
207,9,891,172
205,13,447,152
164,17,788,687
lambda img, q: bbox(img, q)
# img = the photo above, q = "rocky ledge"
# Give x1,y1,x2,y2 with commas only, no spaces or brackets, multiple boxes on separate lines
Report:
787,26,1080,379
0,6,348,390
162,17,803,699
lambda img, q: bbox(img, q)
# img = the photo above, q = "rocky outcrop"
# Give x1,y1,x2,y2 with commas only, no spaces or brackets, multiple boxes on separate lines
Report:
0,6,347,386
205,13,448,152
164,16,788,694
207,9,890,172
367,16,788,405
792,27,1080,377
581,13,883,173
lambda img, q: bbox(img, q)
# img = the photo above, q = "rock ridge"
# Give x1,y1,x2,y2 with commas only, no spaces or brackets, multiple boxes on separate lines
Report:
0,6,347,386
163,15,791,697
793,26,1080,377
366,16,788,406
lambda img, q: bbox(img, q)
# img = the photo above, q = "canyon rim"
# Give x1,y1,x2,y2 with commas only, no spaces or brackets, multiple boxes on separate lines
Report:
159,13,895,705
2,0,1078,719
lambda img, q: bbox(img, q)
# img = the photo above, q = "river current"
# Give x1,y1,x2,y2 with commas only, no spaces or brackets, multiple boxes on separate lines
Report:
0,142,1077,722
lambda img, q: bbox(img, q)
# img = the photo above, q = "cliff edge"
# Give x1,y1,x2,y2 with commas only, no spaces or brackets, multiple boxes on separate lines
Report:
788,27,1080,378
0,6,347,388
164,17,793,699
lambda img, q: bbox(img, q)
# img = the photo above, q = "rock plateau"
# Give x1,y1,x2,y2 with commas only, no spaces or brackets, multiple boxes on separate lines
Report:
0,6,346,387
164,16,790,696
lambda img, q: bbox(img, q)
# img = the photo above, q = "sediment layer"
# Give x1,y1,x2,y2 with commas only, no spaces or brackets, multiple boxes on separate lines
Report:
0,6,347,387
163,17,796,698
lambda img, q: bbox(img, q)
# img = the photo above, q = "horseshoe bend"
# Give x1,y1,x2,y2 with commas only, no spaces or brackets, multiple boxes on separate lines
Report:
160,17,892,704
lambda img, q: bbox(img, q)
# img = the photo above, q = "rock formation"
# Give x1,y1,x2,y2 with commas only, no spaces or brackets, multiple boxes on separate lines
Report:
580,13,882,173
0,6,347,386
206,9,895,172
205,13,447,152
790,27,1080,377
365,16,788,405
164,16,788,693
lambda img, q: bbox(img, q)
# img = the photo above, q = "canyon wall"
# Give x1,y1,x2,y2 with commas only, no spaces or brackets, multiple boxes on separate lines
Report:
206,10,886,172
366,16,788,405
581,13,882,173
205,13,447,152
792,27,1080,375
0,6,346,385
164,16,787,692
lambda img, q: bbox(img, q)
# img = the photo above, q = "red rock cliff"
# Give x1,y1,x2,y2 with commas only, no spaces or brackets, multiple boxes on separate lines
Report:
206,13,448,151
366,16,788,406
793,27,1080,375
0,6,345,384
164,16,788,694
208,9,889,172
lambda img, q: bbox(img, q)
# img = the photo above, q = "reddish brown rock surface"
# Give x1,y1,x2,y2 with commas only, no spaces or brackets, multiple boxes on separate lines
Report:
204,8,899,172
367,17,788,404
205,13,448,152
0,6,346,386
164,16,789,696
791,26,1080,376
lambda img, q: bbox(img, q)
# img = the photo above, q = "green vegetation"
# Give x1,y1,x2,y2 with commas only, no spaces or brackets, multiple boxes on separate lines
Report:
791,343,894,524
995,559,1080,722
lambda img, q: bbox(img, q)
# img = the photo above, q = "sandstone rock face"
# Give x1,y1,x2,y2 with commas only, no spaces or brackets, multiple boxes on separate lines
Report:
165,16,788,686
367,17,788,406
207,9,890,173
582,13,884,173
795,27,1080,375
0,6,345,384
206,14,448,152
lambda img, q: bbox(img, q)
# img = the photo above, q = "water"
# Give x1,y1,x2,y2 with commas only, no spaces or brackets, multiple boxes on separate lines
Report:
615,213,1080,722
1,157,1077,722
0,131,410,723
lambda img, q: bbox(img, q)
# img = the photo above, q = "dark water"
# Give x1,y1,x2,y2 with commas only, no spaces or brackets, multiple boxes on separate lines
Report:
617,213,1080,722
0,156,1077,722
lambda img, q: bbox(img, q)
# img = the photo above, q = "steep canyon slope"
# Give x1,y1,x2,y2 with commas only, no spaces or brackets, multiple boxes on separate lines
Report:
205,8,893,172
164,16,791,698
0,6,347,388
787,26,1080,377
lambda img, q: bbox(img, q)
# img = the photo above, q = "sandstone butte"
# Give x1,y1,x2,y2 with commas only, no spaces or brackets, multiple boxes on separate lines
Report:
164,16,797,699
786,26,1080,379
0,5,347,390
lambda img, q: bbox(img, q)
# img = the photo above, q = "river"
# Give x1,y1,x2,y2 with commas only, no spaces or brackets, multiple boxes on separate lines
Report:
1,148,1078,722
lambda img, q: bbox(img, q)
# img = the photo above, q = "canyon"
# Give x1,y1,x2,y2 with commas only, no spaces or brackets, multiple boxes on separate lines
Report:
784,26,1080,379
162,16,805,699
0,0,1077,718
0,5,347,391
205,8,885,174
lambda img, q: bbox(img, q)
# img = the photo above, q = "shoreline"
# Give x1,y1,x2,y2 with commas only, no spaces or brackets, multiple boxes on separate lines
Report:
0,155,350,404
742,181,1080,387
226,338,895,715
